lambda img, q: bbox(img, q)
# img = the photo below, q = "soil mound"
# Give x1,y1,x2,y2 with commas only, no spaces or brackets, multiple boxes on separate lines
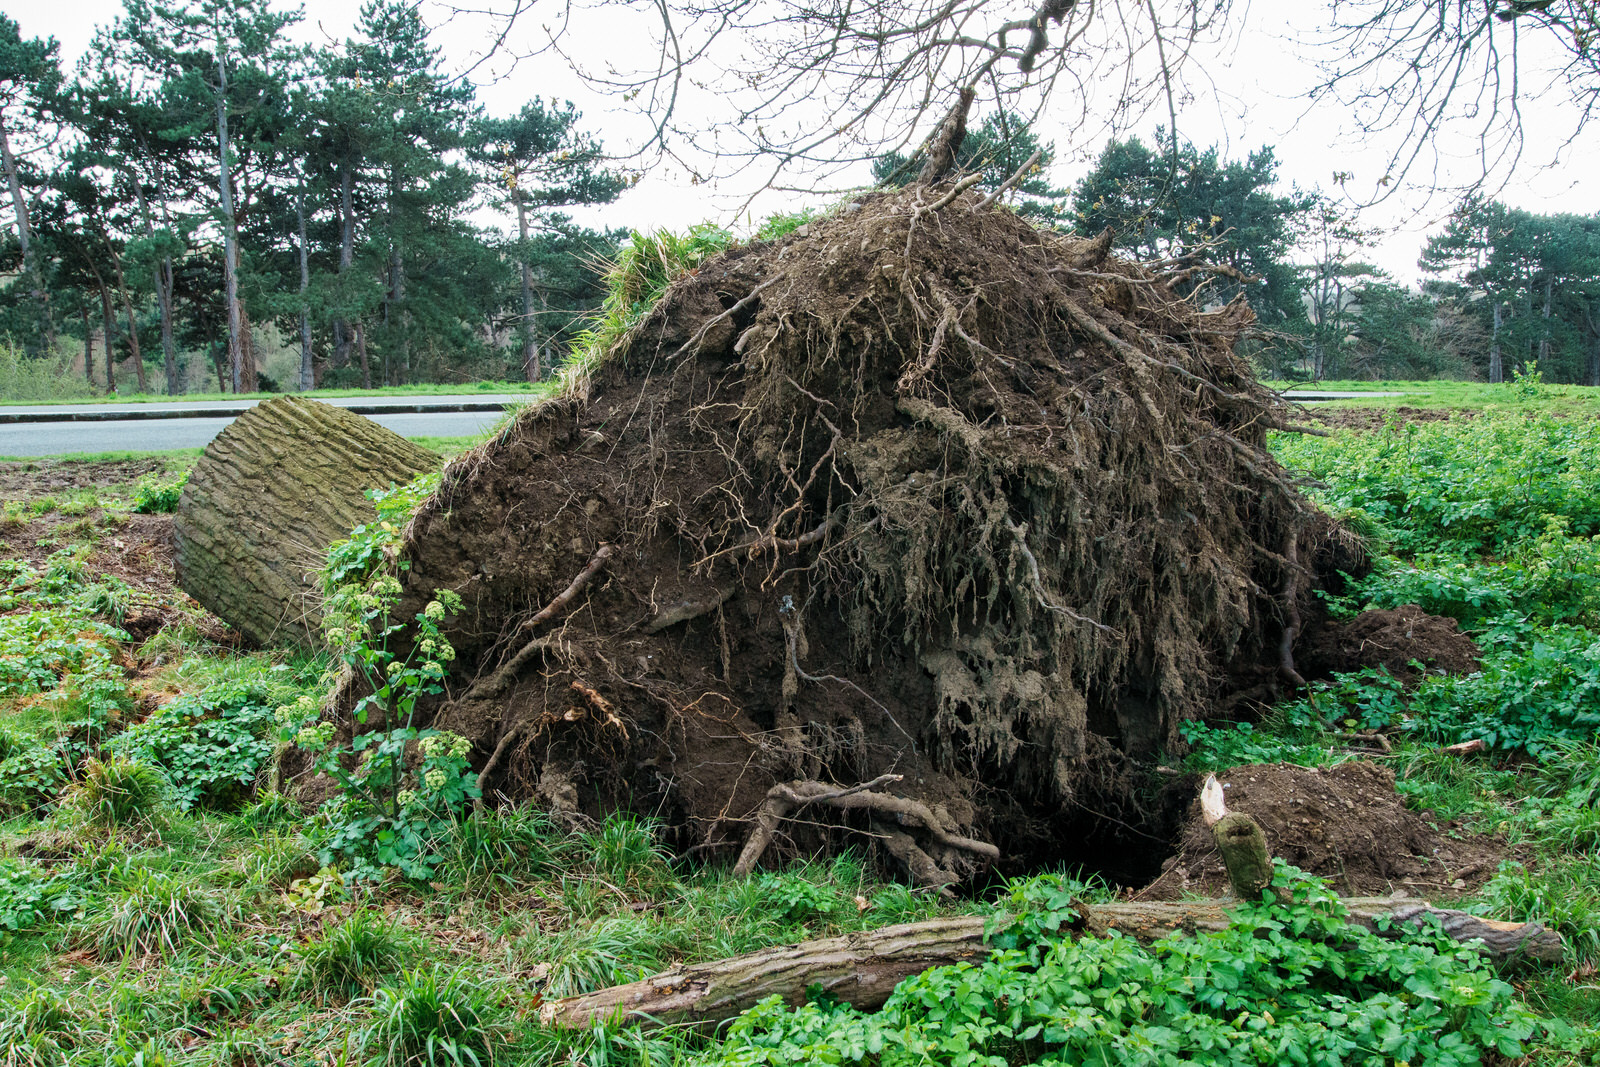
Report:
313,188,1359,884
1142,762,1501,899
1300,605,1481,684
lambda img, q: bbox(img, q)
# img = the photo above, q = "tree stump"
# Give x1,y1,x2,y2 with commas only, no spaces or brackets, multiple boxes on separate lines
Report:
173,396,438,648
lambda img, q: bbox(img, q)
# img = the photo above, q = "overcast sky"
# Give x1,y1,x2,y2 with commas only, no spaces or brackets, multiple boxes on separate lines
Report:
12,0,1599,284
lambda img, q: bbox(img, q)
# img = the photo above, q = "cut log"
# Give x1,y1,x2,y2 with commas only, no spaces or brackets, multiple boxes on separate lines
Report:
173,396,439,648
539,898,1565,1029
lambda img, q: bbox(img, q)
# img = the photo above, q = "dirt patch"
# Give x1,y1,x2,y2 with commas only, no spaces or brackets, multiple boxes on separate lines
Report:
1141,761,1502,899
308,187,1363,886
1306,406,1475,433
1300,604,1481,684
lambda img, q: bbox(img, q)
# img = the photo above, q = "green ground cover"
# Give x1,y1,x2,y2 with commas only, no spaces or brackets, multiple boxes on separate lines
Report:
0,396,1595,1064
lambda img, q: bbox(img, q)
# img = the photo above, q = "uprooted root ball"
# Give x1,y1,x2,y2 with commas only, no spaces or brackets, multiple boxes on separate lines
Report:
308,189,1353,886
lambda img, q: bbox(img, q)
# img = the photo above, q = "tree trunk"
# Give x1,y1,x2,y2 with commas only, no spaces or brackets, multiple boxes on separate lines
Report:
516,193,538,382
0,110,53,350
107,245,147,394
1489,300,1504,383
136,181,181,396
297,187,314,391
1538,273,1554,373
173,397,439,648
541,899,1564,1030
216,47,245,394
356,321,371,389
332,160,356,374
81,304,94,385
97,281,117,394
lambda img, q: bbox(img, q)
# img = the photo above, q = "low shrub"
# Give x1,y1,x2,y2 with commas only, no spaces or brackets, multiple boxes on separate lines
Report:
130,472,188,514
109,684,276,810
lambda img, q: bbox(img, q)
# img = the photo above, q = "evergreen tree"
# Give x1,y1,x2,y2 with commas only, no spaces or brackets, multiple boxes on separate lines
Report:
471,100,627,380
0,16,64,351
1071,135,1314,326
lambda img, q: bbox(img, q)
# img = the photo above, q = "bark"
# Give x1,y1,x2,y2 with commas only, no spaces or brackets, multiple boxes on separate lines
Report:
1211,813,1274,900
541,899,1565,1029
216,47,245,394
297,188,313,391
173,397,439,648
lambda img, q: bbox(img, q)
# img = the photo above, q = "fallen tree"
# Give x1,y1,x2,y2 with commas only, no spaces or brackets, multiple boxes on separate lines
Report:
304,174,1367,882
540,898,1565,1029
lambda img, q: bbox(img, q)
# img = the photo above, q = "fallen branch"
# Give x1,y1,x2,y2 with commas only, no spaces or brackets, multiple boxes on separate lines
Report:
538,899,1565,1029
731,776,998,883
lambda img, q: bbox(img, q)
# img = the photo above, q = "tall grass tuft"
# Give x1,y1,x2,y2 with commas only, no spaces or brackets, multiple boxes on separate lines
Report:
75,757,170,828
295,910,419,1004
76,869,224,958
360,967,504,1067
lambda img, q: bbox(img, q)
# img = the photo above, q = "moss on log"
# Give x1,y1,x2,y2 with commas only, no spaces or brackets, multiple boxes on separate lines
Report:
173,396,438,647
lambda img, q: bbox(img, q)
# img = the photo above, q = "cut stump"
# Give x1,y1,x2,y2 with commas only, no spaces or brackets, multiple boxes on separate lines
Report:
173,396,438,647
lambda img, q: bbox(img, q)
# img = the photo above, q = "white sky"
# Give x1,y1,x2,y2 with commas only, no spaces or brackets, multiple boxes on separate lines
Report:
9,0,1598,285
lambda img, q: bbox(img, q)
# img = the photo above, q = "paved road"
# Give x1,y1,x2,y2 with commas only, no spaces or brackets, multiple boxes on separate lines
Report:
1279,390,1409,401
0,393,532,423
0,408,507,458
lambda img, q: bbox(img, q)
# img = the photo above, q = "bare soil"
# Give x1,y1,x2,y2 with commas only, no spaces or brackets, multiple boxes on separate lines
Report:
1300,604,1482,685
1141,761,1503,899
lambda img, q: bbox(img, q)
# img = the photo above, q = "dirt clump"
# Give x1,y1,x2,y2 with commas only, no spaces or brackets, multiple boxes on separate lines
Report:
1142,761,1502,899
310,186,1360,886
1300,604,1481,685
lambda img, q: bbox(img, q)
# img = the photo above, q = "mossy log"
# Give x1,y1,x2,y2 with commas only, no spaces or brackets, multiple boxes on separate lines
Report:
173,396,438,648
540,899,1564,1029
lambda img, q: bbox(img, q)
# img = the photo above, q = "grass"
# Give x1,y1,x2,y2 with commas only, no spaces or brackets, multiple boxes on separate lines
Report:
1267,376,1600,413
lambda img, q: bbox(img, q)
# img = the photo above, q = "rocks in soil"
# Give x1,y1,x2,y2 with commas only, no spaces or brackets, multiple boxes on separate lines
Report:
1142,761,1502,899
174,396,438,648
1300,604,1481,684
313,187,1361,883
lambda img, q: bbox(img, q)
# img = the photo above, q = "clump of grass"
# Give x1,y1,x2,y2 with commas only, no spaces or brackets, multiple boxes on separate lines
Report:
75,757,170,828
76,869,223,958
581,812,673,888
361,967,504,1067
434,805,565,890
295,910,418,1004
0,985,80,1065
